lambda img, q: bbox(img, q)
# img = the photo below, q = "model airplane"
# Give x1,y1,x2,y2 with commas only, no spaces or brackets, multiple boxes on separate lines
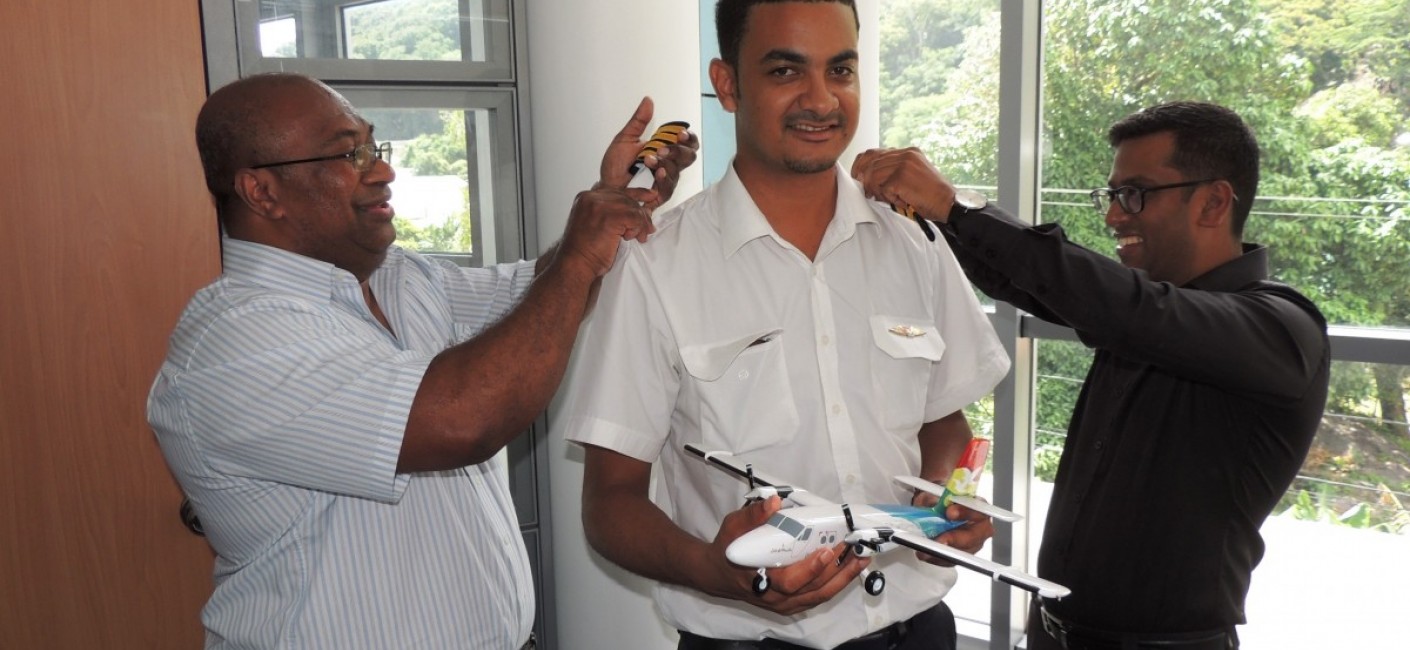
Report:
684,440,1070,600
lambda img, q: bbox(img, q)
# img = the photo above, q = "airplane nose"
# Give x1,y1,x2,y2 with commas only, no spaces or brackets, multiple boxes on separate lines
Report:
726,527,797,568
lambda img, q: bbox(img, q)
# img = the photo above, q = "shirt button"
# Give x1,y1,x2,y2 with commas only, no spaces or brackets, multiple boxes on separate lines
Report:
846,474,857,485
820,335,830,346
832,404,843,415
737,369,750,380
1094,440,1103,450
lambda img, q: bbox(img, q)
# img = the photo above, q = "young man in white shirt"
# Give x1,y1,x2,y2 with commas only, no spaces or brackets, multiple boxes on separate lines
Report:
560,2,1010,648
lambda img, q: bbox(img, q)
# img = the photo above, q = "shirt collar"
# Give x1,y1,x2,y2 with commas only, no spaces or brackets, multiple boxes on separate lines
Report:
1184,243,1270,292
716,163,880,259
221,237,368,302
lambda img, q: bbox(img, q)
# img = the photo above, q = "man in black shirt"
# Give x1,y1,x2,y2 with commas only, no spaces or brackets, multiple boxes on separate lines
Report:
851,102,1330,649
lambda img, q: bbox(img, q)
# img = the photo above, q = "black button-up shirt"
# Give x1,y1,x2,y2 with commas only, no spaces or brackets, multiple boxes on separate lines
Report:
945,206,1330,633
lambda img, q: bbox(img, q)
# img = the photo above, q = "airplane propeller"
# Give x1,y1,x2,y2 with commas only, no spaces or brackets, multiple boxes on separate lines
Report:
839,503,890,595
742,464,806,503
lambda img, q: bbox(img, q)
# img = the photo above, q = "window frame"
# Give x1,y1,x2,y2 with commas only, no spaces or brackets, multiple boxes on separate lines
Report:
202,0,515,84
337,86,523,267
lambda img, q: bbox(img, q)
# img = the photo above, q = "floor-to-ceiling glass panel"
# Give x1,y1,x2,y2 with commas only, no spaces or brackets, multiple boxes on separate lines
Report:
878,0,1003,635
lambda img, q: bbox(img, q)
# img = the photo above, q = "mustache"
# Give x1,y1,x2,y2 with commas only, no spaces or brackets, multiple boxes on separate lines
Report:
785,110,847,128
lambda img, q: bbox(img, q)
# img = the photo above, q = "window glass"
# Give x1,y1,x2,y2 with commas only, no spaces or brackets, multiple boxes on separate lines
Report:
258,16,297,56
337,87,518,266
879,0,999,310
343,0,463,61
879,0,999,195
258,0,469,62
358,107,492,259
235,0,513,82
878,0,1002,631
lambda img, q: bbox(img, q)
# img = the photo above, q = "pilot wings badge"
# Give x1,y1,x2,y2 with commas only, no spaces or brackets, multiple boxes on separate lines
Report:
887,324,926,338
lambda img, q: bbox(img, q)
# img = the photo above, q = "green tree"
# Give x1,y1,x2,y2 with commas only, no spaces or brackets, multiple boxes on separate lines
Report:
877,0,991,142
393,186,474,253
343,0,460,62
1264,0,1410,115
402,110,469,177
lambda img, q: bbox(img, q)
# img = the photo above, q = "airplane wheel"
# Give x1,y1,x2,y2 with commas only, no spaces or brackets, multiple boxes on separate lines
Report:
864,570,886,596
752,572,770,595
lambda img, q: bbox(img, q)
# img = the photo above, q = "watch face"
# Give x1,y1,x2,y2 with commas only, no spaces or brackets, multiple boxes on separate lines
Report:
955,188,987,210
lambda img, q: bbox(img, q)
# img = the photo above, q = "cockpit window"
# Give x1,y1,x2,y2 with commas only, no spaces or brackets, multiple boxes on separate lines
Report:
767,512,806,539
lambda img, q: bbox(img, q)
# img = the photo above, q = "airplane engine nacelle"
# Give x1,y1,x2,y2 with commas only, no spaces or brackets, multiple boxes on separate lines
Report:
844,529,883,557
744,485,797,502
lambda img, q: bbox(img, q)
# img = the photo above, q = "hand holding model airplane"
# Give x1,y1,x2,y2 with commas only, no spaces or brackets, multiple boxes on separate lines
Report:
684,440,1070,600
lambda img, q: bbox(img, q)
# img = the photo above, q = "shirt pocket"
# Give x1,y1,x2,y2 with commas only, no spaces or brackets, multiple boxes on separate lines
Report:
679,328,798,455
870,315,947,433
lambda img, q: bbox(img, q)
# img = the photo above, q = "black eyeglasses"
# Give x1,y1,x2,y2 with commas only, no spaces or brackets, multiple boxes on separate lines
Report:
1089,178,1219,215
250,141,392,173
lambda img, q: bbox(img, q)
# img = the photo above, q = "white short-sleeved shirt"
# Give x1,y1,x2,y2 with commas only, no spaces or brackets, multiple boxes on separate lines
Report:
561,164,1010,649
149,238,537,649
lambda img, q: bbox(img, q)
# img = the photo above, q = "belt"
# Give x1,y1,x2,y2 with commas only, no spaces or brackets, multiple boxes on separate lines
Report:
678,603,943,650
1039,606,1237,650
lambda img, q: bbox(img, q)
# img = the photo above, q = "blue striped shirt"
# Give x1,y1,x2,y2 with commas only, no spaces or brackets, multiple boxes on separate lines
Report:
149,238,537,649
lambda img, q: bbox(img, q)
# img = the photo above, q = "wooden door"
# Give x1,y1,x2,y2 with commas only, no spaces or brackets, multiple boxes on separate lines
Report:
0,1,218,647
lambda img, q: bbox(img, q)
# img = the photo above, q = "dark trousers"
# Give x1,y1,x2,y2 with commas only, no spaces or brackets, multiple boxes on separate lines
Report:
677,601,955,650
1026,604,1238,650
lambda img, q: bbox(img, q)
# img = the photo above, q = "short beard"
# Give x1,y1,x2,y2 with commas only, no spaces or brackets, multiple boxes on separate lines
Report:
783,157,837,174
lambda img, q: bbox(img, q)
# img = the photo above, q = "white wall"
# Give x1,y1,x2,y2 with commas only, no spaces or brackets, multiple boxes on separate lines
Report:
526,3,704,648
527,2,879,647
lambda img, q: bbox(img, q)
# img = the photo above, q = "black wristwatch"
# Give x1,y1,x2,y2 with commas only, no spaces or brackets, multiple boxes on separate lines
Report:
949,188,988,220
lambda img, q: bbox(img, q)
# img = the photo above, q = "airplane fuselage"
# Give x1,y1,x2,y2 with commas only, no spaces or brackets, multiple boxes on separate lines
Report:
725,504,964,568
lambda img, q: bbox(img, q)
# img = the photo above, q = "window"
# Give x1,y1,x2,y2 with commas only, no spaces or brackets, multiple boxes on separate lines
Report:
342,88,520,264
229,0,513,80
203,0,526,262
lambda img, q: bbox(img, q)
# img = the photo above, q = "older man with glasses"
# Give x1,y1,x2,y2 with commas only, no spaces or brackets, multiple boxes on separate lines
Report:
853,101,1330,649
148,72,695,649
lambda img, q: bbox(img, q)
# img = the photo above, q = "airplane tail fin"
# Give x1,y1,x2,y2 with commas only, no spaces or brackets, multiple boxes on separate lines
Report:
929,438,990,515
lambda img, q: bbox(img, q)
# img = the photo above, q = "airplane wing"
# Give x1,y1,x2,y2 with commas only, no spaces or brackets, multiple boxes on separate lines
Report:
684,443,835,507
892,475,1021,523
890,530,1071,600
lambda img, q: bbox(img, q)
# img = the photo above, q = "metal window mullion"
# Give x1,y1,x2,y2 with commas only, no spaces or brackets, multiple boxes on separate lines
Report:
991,1,1044,648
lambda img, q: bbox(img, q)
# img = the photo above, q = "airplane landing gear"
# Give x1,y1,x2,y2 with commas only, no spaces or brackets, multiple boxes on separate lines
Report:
752,568,770,595
864,570,886,596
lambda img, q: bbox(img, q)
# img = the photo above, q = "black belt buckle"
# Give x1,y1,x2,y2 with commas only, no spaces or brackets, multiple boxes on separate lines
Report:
880,617,910,649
